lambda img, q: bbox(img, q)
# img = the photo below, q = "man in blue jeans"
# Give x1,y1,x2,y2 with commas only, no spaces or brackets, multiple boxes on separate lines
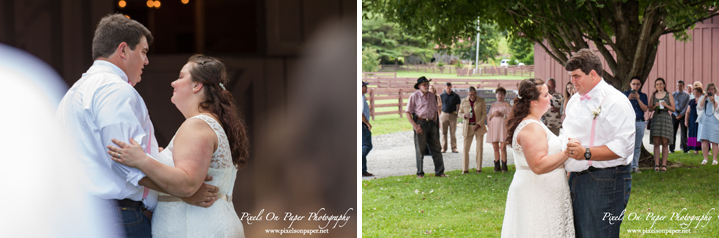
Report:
362,82,374,177
623,77,648,173
562,49,635,237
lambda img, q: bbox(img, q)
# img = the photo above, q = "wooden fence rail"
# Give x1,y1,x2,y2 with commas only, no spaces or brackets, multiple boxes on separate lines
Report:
376,65,535,77
364,78,522,120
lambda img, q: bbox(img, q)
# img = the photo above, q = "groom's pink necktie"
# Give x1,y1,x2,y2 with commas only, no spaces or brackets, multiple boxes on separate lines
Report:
588,96,608,167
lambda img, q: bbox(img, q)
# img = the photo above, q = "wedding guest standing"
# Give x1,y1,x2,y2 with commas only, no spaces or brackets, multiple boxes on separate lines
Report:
688,84,696,100
487,87,511,172
671,81,690,153
686,82,703,154
623,76,648,173
406,77,447,178
648,78,675,172
458,86,487,173
562,82,575,122
697,83,719,165
361,82,374,177
541,78,563,136
429,85,442,112
439,82,462,153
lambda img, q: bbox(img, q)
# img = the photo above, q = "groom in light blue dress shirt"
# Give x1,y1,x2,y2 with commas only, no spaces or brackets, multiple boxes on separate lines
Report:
56,14,217,238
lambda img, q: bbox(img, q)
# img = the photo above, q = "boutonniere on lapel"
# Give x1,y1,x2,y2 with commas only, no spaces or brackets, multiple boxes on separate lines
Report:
592,106,602,119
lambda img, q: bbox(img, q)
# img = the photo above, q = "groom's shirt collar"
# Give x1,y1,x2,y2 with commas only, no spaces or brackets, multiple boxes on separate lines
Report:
581,79,608,104
92,60,129,84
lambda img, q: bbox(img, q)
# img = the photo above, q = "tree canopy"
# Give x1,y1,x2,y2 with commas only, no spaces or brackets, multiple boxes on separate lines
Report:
363,0,719,90
361,15,435,64
441,22,501,64
508,36,534,65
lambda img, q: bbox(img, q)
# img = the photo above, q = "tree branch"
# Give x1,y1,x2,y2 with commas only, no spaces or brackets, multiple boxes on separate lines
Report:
546,37,569,65
556,26,580,52
640,42,659,84
536,39,567,66
664,12,719,34
594,42,619,78
587,3,627,63
628,3,659,79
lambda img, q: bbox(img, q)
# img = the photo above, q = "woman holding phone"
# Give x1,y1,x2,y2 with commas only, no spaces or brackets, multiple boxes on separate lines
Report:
648,78,675,172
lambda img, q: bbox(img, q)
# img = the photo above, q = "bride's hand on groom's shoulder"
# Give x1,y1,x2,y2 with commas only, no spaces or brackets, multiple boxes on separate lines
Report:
107,138,148,168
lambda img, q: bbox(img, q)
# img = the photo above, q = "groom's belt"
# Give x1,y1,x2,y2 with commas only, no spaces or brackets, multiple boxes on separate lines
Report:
116,198,145,211
158,193,233,203
575,166,602,175
575,164,630,175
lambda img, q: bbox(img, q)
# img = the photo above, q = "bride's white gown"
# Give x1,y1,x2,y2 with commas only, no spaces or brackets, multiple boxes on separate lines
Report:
501,119,574,238
151,114,245,238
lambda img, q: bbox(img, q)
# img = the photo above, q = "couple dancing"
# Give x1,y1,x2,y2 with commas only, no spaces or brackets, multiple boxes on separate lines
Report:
501,49,635,238
55,14,248,237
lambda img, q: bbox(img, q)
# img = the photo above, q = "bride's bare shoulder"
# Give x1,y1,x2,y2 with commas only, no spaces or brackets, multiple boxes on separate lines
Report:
516,121,547,145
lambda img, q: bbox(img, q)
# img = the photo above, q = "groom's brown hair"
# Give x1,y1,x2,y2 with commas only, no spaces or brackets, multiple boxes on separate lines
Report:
92,14,153,60
565,49,603,78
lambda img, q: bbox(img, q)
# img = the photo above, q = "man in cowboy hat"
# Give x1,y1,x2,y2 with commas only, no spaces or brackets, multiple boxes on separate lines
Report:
405,76,448,178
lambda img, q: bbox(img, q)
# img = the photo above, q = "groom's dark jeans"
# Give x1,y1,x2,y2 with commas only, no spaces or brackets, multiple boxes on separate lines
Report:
414,119,445,176
116,199,152,238
569,164,631,238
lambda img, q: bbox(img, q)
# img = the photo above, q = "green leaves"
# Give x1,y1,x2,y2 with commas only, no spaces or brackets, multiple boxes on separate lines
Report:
362,14,435,63
362,47,382,72
365,0,719,90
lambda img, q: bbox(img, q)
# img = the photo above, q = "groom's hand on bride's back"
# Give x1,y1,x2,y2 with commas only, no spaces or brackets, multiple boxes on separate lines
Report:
180,175,219,208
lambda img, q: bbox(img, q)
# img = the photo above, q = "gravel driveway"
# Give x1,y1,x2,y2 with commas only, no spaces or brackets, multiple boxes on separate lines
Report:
363,125,658,179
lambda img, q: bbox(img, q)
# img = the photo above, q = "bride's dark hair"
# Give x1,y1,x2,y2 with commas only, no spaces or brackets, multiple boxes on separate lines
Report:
505,78,545,145
188,54,249,168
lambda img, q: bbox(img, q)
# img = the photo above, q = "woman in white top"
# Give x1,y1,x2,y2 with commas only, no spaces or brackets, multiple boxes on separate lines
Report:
696,83,719,165
501,78,576,238
108,54,249,238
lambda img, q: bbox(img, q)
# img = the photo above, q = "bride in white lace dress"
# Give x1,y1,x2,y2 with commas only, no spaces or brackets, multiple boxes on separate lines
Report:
107,55,249,238
501,78,575,238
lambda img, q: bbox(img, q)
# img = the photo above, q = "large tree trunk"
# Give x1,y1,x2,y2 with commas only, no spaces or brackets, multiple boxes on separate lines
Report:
639,145,655,167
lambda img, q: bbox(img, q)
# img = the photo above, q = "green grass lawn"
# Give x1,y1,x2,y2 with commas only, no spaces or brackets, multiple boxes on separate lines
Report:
369,114,414,136
395,71,533,80
362,153,719,237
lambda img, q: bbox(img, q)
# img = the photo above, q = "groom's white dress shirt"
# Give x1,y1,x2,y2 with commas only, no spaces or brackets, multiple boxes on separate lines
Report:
561,79,635,172
56,60,159,210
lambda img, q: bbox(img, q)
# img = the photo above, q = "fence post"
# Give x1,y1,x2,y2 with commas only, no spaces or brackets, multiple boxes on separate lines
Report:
370,89,375,120
398,89,403,118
